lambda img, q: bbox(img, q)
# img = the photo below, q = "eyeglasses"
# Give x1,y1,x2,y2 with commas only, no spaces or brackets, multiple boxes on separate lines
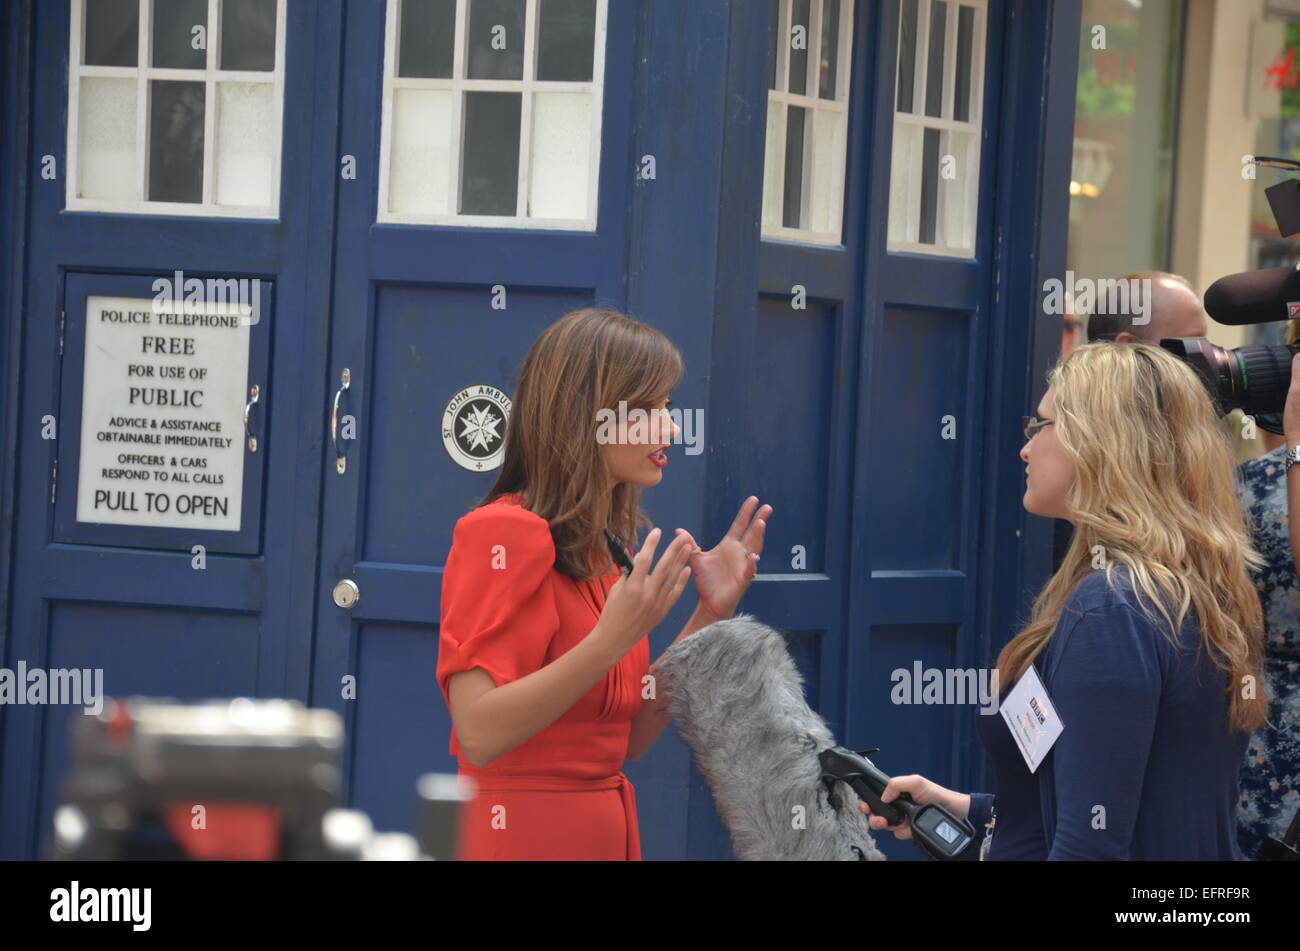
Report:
1022,416,1054,441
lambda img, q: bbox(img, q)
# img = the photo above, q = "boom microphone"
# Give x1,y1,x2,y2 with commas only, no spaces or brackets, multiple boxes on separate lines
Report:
657,615,885,861
1203,266,1300,326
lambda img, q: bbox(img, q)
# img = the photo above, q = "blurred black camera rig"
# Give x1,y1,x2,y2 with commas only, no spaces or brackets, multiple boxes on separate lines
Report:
48,697,470,861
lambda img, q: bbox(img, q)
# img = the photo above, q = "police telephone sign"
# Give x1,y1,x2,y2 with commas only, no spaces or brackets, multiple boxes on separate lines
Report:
75,295,251,531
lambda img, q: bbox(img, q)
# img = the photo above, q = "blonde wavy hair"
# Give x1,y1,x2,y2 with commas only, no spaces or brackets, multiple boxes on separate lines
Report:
996,342,1268,733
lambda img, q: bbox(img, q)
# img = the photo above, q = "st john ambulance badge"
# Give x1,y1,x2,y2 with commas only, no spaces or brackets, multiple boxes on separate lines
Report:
442,384,510,472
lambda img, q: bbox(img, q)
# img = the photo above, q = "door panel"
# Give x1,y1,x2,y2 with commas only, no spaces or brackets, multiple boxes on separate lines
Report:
705,0,1005,860
845,0,1004,860
0,0,338,859
308,0,638,837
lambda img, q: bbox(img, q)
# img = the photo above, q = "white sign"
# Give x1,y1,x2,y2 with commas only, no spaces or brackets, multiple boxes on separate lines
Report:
998,664,1064,774
76,295,251,531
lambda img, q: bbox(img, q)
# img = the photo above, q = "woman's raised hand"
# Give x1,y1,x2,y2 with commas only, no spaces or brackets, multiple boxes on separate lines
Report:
688,496,772,621
594,528,696,653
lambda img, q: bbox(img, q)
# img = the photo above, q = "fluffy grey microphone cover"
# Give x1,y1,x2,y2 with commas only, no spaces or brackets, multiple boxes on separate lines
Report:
657,615,885,861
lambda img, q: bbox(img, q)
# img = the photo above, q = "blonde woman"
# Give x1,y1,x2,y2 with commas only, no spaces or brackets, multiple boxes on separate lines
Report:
862,343,1267,860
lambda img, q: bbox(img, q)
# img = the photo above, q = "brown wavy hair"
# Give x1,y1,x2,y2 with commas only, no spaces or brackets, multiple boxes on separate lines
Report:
997,343,1268,733
481,308,683,580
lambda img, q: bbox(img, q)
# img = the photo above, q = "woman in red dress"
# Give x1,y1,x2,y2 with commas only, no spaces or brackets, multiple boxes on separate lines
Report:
436,308,771,860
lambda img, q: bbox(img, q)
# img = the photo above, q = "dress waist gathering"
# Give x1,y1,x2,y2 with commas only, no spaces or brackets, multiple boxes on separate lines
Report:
457,766,641,860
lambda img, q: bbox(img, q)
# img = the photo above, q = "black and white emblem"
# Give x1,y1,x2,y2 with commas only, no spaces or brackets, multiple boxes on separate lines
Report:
442,384,510,472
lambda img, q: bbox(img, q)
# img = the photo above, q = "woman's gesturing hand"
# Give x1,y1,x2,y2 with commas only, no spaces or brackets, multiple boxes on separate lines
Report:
688,496,772,621
595,527,696,654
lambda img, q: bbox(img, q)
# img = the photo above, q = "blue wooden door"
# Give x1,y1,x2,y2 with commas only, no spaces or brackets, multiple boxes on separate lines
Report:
843,0,1007,861
0,0,339,858
696,0,1016,860
305,0,642,840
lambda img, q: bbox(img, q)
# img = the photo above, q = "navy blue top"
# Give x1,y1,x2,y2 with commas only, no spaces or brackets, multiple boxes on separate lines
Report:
967,568,1248,860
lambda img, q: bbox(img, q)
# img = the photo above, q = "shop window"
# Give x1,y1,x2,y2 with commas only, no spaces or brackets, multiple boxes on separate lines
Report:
886,0,987,257
761,0,855,245
1066,0,1182,290
68,0,285,217
379,0,606,229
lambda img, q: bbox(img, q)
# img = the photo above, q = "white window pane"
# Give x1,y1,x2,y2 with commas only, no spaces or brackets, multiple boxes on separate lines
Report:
888,1,985,255
941,129,978,251
389,88,452,215
888,122,922,245
762,102,786,230
70,0,285,216
216,83,275,207
78,77,139,200
529,91,590,220
379,0,605,227
809,109,845,236
761,0,852,243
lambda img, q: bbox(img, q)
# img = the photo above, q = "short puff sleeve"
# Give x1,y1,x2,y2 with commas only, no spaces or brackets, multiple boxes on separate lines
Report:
436,503,561,699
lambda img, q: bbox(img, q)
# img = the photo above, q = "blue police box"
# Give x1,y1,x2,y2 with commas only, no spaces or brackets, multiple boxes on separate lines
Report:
0,0,1075,860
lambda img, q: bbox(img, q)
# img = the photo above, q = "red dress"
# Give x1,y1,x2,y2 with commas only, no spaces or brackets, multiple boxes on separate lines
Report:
436,494,650,860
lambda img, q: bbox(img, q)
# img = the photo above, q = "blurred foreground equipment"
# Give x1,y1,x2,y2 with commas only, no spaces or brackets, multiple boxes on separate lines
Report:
48,697,470,860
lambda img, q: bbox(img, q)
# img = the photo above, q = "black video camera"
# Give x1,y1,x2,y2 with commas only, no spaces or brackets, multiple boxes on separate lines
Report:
1161,156,1300,433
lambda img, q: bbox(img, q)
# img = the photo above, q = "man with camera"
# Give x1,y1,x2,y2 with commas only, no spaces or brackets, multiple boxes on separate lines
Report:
1083,270,1208,346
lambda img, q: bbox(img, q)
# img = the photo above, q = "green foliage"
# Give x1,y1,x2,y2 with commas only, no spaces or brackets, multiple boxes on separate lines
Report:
1075,21,1139,118
1283,23,1300,117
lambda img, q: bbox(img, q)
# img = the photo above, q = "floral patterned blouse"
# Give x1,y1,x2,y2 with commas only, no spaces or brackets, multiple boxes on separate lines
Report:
1235,444,1300,859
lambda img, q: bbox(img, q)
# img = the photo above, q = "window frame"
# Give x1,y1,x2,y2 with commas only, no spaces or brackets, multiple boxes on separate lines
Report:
886,0,988,259
376,0,608,230
761,0,856,247
66,0,287,219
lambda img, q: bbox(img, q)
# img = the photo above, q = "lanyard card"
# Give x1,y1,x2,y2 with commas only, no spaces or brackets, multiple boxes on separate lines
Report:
999,664,1064,774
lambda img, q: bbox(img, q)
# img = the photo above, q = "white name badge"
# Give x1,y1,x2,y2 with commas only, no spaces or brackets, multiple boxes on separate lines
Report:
999,664,1064,774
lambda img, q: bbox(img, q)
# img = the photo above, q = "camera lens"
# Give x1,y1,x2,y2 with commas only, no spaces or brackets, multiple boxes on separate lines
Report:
1159,338,1296,417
